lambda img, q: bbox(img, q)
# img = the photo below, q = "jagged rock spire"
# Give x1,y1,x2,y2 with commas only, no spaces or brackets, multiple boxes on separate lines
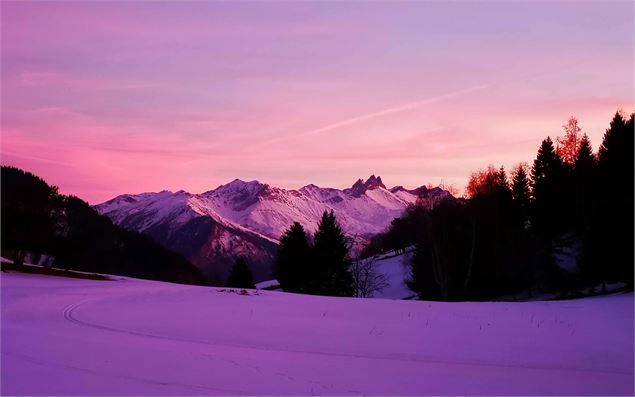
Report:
345,175,386,197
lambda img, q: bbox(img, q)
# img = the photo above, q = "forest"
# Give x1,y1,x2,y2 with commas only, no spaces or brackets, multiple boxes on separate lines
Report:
1,166,205,285
276,111,634,300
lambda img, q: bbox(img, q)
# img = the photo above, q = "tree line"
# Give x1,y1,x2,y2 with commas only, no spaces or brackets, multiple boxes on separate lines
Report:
233,210,387,297
0,165,362,293
1,166,205,285
373,110,632,301
6,108,630,299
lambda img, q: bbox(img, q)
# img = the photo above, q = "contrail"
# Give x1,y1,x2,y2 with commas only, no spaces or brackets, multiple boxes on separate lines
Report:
303,84,489,137
255,57,595,149
249,83,489,149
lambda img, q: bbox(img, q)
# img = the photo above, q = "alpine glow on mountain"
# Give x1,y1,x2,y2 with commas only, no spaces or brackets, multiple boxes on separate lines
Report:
96,176,449,281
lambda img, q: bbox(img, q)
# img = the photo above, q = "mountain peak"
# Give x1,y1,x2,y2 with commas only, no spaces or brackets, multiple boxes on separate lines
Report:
227,178,262,187
205,178,264,194
345,174,386,197
201,179,269,212
365,174,385,189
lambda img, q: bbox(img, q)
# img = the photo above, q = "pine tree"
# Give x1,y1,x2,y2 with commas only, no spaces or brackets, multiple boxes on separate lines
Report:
574,134,595,178
573,134,596,232
497,166,508,189
597,112,634,214
600,112,634,273
530,137,564,241
227,257,255,289
275,222,311,292
511,163,531,227
311,211,353,296
582,111,634,287
598,112,628,166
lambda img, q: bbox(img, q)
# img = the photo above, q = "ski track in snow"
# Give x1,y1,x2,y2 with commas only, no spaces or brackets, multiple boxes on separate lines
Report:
2,273,633,395
61,294,631,376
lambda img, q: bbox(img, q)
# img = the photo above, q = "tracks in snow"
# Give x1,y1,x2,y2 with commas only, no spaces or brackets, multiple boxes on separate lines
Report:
61,293,632,376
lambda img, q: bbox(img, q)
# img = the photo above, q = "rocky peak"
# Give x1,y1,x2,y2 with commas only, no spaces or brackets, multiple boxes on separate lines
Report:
345,174,386,197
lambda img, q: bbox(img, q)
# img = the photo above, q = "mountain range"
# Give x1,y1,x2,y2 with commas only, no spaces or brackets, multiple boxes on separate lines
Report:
95,175,450,283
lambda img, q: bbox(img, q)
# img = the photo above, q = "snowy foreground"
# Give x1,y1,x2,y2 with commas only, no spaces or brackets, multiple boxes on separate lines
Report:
2,273,633,395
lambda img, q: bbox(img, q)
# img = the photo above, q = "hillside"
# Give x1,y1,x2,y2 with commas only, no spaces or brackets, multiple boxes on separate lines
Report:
368,249,415,299
2,272,632,395
0,167,204,285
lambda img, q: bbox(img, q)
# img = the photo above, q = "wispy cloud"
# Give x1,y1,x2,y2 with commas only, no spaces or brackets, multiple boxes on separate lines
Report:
303,85,489,137
1,150,75,167
17,70,156,91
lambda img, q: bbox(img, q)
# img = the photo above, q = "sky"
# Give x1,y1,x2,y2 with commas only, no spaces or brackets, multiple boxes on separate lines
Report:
1,1,633,203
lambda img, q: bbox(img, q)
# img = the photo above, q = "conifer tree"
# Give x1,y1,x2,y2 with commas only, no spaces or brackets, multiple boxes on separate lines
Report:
497,166,508,189
531,137,564,241
598,112,629,167
557,118,587,229
1,166,61,266
511,163,531,227
311,211,353,296
597,112,634,218
227,257,255,289
582,111,634,287
573,134,596,232
574,134,595,178
275,222,311,292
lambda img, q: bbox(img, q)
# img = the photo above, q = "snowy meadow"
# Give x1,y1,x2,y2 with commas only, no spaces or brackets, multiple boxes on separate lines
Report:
2,272,633,395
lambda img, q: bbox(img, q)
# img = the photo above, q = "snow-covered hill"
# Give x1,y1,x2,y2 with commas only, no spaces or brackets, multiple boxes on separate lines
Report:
95,176,449,281
367,249,416,300
2,272,633,395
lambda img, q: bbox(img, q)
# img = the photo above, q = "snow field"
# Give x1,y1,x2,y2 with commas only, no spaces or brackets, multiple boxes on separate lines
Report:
2,272,633,395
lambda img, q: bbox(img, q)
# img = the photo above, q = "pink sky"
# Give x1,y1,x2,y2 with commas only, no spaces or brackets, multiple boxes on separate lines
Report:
1,2,633,203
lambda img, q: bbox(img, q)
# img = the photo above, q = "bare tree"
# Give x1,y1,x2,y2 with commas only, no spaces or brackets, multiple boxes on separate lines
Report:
350,257,389,298
556,116,583,166
439,181,459,197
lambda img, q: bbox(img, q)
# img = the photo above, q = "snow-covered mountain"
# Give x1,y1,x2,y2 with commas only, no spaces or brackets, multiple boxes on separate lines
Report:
95,175,450,282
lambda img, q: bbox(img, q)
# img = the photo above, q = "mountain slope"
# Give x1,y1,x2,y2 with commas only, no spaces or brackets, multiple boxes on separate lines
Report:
201,174,450,240
95,190,277,283
96,175,450,282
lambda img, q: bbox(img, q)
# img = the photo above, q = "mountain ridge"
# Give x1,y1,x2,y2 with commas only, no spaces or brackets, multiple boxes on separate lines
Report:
95,175,450,282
